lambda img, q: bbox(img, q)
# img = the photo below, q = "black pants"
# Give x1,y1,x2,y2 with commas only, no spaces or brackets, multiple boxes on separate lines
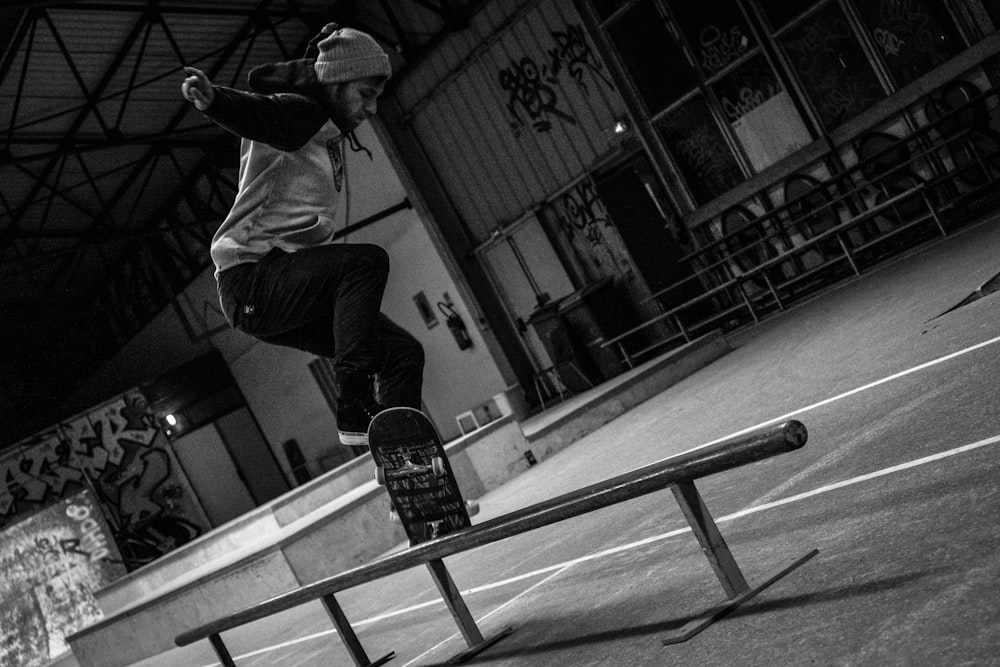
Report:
217,245,424,408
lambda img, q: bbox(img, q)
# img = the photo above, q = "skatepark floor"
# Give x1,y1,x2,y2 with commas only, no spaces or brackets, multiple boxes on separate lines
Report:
61,215,1000,666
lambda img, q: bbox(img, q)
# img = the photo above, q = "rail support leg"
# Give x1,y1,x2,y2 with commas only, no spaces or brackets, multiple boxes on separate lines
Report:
661,481,819,645
321,593,395,667
672,481,749,597
209,633,236,667
426,559,514,663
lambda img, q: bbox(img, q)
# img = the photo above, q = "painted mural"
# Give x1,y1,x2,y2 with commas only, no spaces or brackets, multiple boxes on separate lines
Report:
1,391,207,570
0,490,125,666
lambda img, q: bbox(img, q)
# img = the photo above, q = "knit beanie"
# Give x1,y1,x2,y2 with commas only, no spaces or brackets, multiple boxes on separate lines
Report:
313,27,391,84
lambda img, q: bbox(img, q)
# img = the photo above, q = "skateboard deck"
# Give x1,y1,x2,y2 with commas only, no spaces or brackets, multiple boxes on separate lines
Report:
368,407,473,545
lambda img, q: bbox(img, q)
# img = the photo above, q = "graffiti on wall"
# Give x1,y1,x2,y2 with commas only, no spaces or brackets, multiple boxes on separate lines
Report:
547,24,615,94
0,490,125,667
546,179,635,286
1,391,205,570
499,22,615,137
560,179,611,249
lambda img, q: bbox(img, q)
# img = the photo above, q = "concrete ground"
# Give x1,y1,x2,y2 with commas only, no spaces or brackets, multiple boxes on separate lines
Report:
76,216,1000,666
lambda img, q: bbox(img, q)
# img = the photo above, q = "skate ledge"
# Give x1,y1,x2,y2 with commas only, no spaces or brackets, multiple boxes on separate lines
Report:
86,478,388,624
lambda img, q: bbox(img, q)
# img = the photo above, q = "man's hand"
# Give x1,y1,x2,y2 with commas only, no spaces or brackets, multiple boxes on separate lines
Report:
181,67,215,111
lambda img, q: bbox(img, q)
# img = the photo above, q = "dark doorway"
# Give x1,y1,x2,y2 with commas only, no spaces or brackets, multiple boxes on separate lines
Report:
594,154,693,301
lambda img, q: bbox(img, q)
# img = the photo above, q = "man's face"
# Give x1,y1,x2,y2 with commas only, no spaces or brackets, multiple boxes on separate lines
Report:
320,77,386,132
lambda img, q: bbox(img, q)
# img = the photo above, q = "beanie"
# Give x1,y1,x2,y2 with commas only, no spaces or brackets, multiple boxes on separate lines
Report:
313,27,391,84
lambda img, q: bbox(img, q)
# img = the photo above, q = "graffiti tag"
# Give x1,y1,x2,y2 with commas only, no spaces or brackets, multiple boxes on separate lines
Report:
499,22,614,137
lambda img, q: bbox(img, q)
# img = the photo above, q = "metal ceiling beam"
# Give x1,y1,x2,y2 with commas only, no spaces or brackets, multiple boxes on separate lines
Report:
70,157,222,352
1,13,36,170
28,146,158,301
0,215,221,249
13,161,105,226
2,6,152,242
1,129,217,145
0,10,29,83
0,1,304,16
380,0,415,58
165,1,276,134
409,0,452,17
385,0,488,92
10,4,270,323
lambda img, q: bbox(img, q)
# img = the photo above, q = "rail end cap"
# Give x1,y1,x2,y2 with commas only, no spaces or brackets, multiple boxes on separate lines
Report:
784,420,808,447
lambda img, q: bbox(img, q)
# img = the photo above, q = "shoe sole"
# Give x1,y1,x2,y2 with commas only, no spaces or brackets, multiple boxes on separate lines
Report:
338,430,369,447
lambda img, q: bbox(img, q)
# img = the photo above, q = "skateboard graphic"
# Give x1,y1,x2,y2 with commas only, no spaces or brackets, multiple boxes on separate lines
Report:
368,407,477,545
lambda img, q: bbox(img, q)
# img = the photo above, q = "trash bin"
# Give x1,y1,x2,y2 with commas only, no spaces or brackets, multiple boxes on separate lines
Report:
557,277,635,380
527,299,601,392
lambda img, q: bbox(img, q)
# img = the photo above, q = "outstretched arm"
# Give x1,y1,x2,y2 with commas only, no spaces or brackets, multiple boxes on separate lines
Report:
181,67,215,110
180,66,328,152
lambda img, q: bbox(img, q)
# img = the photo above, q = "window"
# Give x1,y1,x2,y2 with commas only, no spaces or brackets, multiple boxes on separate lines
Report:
671,0,756,76
656,94,744,203
590,0,630,20
855,0,964,86
605,0,697,112
667,0,813,177
778,2,886,129
712,55,813,171
756,0,825,30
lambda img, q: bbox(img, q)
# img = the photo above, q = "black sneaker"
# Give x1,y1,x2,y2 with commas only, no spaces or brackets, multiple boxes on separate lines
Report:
336,372,380,446
336,395,380,446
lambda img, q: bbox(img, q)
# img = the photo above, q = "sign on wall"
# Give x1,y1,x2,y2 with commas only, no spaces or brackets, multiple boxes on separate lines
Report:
0,490,126,666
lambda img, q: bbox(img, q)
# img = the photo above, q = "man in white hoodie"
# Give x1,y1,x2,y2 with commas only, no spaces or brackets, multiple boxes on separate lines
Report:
181,24,423,447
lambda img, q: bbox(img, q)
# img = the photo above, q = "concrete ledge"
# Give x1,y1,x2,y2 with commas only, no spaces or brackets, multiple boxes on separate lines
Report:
69,416,531,666
525,331,730,459
95,506,282,615
272,450,376,526
70,480,403,666
446,416,531,493
72,548,300,667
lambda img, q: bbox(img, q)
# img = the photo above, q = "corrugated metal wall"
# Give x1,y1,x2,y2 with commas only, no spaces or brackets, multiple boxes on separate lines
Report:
393,0,627,244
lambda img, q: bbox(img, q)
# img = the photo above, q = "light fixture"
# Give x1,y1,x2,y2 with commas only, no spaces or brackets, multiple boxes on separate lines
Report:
613,119,629,134
165,414,178,426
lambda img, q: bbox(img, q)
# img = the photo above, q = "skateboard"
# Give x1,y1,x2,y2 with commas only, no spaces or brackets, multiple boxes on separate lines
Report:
368,406,477,545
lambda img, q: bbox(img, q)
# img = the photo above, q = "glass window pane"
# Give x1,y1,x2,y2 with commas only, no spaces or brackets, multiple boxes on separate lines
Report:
656,94,745,204
669,0,756,76
949,0,1000,41
590,0,630,20
607,0,697,112
712,55,813,171
756,0,823,30
855,0,965,86
983,0,1000,25
779,3,886,129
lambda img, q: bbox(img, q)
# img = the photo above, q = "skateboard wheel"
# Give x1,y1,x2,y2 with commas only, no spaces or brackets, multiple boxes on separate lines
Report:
431,456,446,477
375,465,385,485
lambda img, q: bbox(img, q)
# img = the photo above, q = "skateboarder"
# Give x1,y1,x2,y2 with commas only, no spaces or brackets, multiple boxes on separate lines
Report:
180,24,423,447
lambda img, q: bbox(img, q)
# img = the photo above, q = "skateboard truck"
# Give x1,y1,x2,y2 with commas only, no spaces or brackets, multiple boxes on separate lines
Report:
375,456,447,485
368,407,479,545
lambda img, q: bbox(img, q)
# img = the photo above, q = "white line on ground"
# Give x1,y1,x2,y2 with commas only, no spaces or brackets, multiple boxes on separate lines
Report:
399,564,576,667
692,333,1000,451
208,433,1000,667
